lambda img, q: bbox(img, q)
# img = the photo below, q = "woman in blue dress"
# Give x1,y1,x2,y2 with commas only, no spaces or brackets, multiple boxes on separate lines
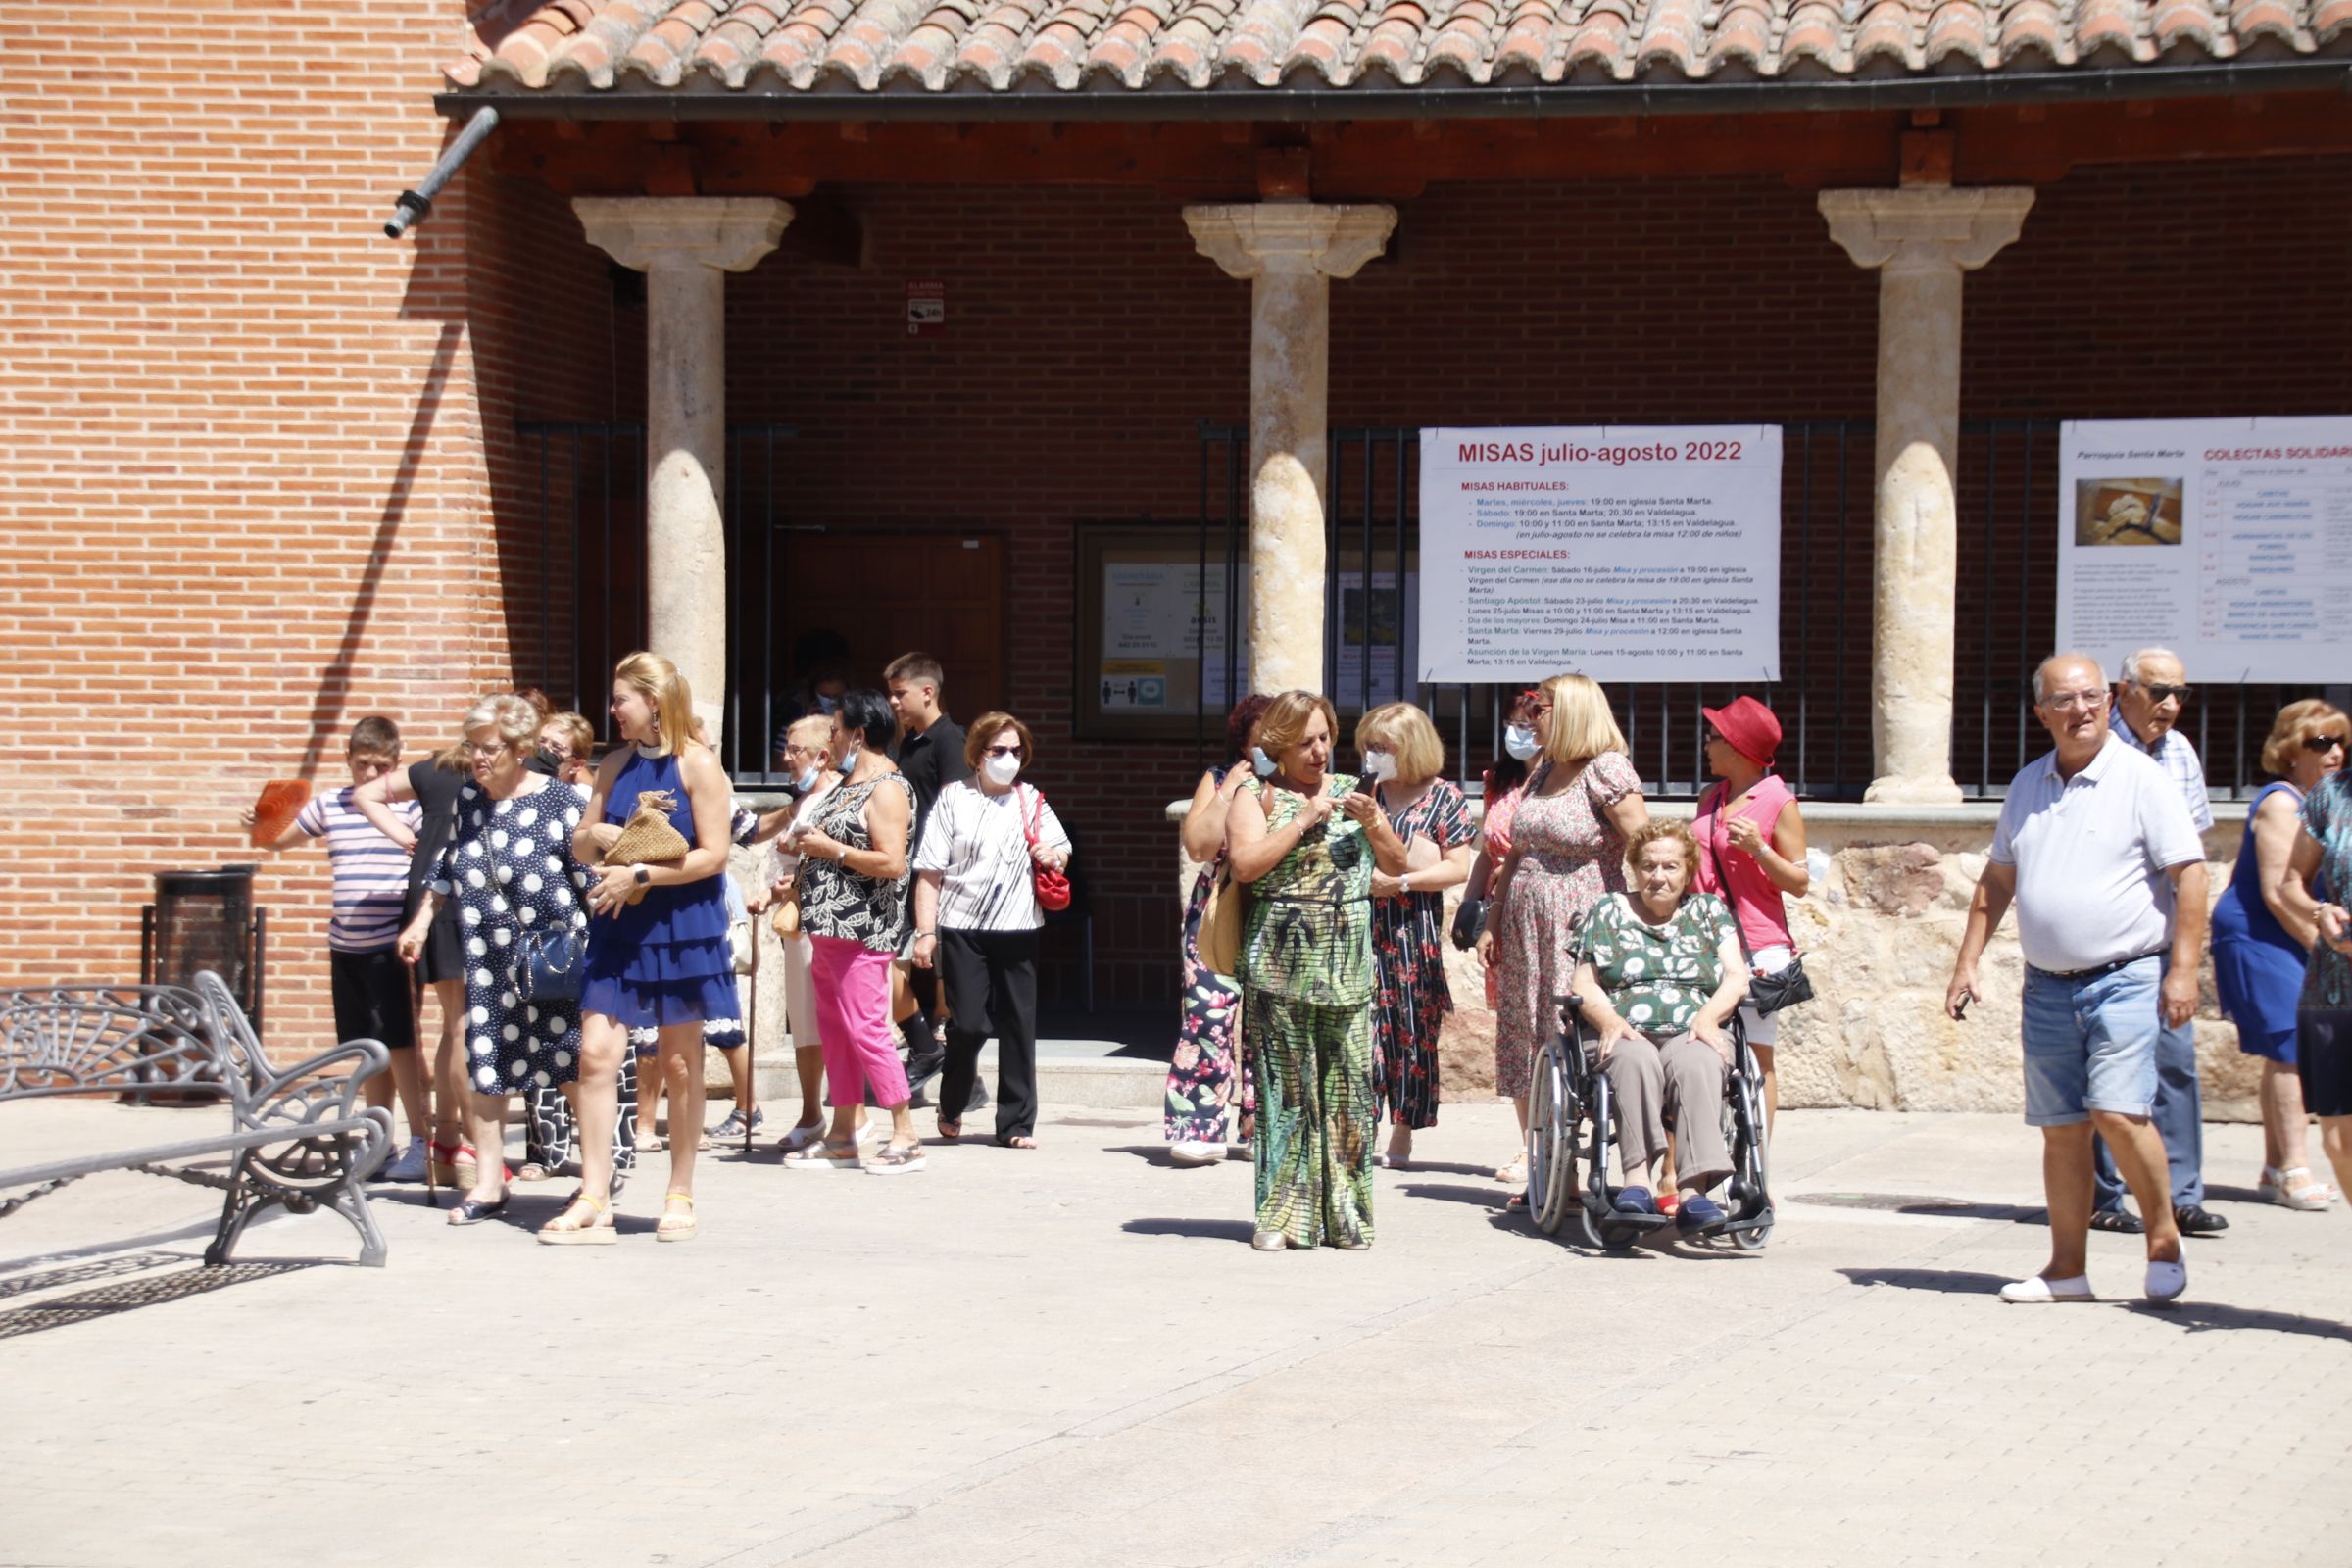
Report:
2216,699,2348,1211
544,651,739,1245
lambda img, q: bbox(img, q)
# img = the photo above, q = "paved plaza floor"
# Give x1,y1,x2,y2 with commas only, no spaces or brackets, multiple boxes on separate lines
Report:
2,1099,2346,1567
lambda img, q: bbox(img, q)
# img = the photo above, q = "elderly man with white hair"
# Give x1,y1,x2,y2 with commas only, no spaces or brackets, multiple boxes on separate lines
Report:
1946,652,2205,1303
2087,647,2226,1237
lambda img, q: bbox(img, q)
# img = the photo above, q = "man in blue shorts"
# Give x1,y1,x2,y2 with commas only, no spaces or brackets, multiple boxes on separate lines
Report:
1945,652,2204,1303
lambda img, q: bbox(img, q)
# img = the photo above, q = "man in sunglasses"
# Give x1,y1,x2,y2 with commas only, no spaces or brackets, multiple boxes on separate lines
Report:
2093,647,2227,1238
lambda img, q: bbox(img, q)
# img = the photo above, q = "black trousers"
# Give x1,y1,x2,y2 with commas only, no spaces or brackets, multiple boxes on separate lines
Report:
935,928,1040,1141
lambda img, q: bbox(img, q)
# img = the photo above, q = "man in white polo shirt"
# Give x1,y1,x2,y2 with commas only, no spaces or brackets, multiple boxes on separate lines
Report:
1945,651,2206,1303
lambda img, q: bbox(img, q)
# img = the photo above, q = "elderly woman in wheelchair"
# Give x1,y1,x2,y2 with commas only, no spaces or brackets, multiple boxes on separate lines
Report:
1567,819,1750,1239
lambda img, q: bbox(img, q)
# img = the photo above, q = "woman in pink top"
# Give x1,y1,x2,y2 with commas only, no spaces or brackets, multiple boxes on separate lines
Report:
1690,695,1809,1131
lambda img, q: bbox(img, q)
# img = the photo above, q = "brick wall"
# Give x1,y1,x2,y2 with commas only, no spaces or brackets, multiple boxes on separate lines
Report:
7,28,2344,1046
0,2,534,1046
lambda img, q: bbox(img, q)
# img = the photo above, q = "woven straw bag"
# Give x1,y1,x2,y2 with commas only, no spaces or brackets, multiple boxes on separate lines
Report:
1196,860,1244,978
607,789,690,904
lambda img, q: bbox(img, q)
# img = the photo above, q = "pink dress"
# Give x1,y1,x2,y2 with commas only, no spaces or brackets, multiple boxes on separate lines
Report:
1491,752,1642,1098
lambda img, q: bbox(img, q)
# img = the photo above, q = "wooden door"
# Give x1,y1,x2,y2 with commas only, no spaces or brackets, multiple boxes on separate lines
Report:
773,531,1006,723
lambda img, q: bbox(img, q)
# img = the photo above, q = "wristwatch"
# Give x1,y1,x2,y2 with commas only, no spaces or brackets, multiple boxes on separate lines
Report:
632,865,651,887
1398,871,1413,895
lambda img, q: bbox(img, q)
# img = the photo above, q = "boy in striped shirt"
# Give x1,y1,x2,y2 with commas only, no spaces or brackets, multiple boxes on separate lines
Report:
245,716,429,1180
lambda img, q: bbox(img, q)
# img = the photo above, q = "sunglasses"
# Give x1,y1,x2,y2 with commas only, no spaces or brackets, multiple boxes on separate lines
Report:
2137,682,2192,705
984,744,1024,759
2303,734,2349,754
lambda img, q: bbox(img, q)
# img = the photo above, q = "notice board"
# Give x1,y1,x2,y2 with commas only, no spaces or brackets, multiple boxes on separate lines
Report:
1416,427,1784,683
2056,416,2352,681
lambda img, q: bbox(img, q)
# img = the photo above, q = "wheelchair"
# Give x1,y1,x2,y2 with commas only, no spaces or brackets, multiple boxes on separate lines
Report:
1523,992,1773,1250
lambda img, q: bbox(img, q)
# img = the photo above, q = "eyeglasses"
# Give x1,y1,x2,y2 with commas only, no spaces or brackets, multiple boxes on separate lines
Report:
2041,690,2107,713
462,740,512,760
984,744,1024,759
2136,682,2192,705
2303,734,2349,754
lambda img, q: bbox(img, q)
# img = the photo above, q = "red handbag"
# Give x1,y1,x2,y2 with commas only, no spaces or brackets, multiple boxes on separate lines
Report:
1022,787,1072,912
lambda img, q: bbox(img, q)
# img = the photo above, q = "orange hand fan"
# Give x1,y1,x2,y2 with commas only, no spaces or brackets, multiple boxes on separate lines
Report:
250,780,309,848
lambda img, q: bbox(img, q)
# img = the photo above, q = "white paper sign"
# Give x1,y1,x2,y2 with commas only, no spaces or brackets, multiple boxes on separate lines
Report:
2056,417,2352,682
1416,427,1783,683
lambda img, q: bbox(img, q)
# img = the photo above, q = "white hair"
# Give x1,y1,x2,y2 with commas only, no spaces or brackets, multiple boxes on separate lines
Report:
2033,652,2107,704
2119,647,2180,686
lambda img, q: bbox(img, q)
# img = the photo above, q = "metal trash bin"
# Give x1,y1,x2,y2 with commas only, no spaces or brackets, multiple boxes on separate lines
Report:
138,867,268,1100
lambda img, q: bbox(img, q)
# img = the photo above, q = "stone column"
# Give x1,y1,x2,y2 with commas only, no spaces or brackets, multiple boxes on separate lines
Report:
574,197,792,748
1820,186,2033,806
1184,203,1396,697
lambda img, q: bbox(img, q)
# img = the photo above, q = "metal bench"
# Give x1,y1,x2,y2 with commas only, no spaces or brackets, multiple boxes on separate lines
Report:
0,970,393,1266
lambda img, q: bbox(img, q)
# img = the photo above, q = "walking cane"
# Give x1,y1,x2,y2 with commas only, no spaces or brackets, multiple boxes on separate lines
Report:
743,921,760,1159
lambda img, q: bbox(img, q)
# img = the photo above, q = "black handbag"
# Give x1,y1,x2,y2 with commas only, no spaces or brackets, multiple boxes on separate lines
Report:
1449,896,1487,952
1746,956,1813,1016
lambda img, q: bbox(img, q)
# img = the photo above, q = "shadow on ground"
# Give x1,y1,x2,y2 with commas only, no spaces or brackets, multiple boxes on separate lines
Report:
0,1258,321,1341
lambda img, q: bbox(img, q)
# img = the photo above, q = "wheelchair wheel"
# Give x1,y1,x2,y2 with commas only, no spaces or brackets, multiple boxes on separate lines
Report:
1726,1066,1773,1250
1527,1035,1577,1236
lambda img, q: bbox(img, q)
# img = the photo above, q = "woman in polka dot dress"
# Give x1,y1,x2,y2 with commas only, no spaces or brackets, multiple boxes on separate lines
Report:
397,693,596,1229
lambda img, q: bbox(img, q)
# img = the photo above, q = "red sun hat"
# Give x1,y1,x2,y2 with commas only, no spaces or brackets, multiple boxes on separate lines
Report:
1701,695,1782,767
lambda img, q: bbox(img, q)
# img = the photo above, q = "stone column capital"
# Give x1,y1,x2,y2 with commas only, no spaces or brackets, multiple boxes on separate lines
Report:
1818,187,2034,275
1182,202,1397,282
574,196,794,274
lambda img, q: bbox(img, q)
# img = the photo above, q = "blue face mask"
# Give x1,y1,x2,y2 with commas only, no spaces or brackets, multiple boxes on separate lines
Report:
1504,725,1540,761
814,693,840,716
1250,745,1277,778
836,744,858,775
794,764,823,794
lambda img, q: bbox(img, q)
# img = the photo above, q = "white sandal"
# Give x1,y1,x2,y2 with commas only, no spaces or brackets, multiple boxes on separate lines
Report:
2275,1165,2336,1211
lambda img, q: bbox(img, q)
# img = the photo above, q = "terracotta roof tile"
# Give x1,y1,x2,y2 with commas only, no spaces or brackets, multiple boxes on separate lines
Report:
450,0,2352,93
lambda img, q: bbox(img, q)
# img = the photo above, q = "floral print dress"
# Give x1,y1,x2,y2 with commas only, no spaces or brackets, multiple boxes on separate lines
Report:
1164,845,1253,1144
1369,778,1472,1130
1490,752,1642,1098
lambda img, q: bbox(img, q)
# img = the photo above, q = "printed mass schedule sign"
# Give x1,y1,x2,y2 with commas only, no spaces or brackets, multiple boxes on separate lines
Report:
2056,416,2352,683
1416,426,1784,684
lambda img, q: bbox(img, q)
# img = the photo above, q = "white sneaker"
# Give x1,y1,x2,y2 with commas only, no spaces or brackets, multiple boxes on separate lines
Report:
2144,1257,2188,1303
383,1136,429,1183
1998,1274,2095,1303
1169,1140,1224,1167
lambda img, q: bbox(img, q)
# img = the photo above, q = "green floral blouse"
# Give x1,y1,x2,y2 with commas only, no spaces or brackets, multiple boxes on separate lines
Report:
1579,890,1737,1040
1239,775,1374,1007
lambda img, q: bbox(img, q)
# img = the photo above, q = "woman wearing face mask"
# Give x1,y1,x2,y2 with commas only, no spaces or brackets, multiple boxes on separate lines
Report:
909,713,1072,1149
1456,691,1541,1180
552,651,739,1245
1356,703,1476,1169
537,711,598,791
783,687,926,1173
1476,674,1648,1195
1165,694,1275,1167
1227,690,1411,1250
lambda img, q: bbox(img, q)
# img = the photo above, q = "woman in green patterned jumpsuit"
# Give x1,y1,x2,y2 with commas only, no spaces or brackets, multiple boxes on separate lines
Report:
1226,691,1410,1251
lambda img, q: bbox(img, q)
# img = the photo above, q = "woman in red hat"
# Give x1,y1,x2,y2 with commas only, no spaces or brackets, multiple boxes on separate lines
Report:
1690,695,1810,1131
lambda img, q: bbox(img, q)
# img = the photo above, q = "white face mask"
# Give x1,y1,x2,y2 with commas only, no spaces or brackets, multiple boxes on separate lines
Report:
1360,750,1396,784
983,754,1021,788
1504,725,1540,761
1250,745,1277,778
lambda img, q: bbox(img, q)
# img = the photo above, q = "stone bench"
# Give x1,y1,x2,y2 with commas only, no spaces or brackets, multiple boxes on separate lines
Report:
0,970,394,1266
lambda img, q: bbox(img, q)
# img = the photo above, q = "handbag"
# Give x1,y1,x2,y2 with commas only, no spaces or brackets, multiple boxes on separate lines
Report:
1449,896,1487,952
1747,956,1814,1016
1196,858,1244,976
767,886,802,939
1021,786,1072,913
606,788,691,904
517,925,587,1003
728,917,756,975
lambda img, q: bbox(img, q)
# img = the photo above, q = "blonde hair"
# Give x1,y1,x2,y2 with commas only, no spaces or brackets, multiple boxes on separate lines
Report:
963,711,1037,773
2261,698,2349,777
614,651,694,757
1539,673,1628,767
1625,817,1700,883
462,693,542,753
1254,690,1340,762
783,713,832,750
1355,703,1444,787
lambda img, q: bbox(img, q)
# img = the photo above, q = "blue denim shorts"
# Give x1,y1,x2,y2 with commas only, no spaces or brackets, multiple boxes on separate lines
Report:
2020,956,2161,1126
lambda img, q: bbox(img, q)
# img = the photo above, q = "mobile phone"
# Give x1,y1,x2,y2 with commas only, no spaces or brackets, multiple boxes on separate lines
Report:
1953,992,1971,1020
